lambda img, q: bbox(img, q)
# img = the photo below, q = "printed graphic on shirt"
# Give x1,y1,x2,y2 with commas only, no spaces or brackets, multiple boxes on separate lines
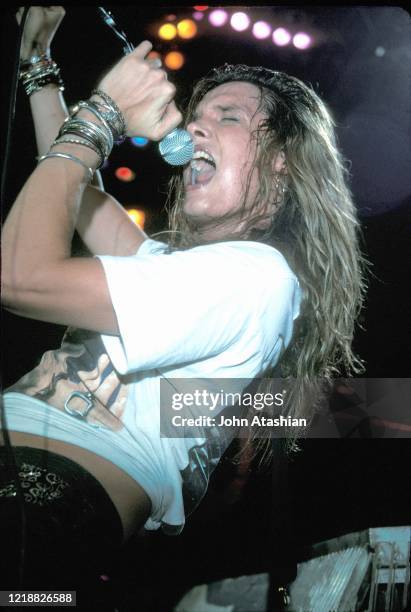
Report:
7,327,127,431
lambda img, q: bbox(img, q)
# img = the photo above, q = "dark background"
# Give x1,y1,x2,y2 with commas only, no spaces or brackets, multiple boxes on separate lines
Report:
1,6,411,610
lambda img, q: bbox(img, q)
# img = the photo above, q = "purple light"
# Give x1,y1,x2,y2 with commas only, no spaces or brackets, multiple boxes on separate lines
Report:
209,9,228,27
272,27,291,47
293,32,312,50
252,21,271,40
230,12,250,32
193,11,204,21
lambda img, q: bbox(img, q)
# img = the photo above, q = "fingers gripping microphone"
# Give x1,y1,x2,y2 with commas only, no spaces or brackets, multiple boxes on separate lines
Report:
98,7,194,166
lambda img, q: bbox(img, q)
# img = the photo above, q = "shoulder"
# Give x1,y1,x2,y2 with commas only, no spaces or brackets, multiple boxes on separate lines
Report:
130,238,300,302
191,240,299,284
135,237,169,256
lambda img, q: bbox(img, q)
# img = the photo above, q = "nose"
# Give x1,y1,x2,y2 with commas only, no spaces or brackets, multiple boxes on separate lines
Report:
186,118,211,139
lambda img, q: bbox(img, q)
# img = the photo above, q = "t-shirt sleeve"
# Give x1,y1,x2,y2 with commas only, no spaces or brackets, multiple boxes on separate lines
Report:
96,240,300,375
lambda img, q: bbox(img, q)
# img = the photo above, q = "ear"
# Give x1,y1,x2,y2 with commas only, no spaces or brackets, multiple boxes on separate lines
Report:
273,150,287,174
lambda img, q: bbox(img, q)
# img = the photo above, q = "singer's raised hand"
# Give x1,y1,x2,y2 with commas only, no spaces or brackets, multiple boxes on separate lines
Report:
16,6,66,60
96,40,182,141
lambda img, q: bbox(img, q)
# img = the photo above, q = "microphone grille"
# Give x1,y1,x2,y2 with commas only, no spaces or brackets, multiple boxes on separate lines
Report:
158,129,194,166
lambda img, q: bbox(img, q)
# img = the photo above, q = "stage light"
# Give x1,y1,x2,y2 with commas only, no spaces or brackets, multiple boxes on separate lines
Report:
293,32,312,50
252,21,272,40
209,9,228,27
158,23,177,41
126,208,146,229
130,137,149,147
193,11,205,21
273,27,291,46
164,51,185,70
115,167,135,182
193,5,208,10
177,19,197,39
230,12,250,32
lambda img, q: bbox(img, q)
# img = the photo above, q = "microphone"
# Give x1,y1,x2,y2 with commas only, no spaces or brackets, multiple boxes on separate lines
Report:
98,7,193,165
158,129,194,166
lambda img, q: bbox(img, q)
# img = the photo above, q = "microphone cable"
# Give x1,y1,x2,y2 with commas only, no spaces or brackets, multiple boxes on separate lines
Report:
1,6,30,587
98,7,134,55
98,7,194,166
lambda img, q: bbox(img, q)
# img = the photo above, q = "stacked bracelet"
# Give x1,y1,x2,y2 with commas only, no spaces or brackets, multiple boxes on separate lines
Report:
20,54,64,96
52,136,105,169
59,117,113,161
68,101,115,151
37,90,127,175
91,89,126,143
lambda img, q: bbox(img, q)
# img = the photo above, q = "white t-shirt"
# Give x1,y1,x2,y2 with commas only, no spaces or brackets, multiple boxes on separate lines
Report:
97,238,301,530
4,238,301,534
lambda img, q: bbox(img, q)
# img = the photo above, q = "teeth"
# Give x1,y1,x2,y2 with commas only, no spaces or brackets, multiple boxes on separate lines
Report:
190,150,216,167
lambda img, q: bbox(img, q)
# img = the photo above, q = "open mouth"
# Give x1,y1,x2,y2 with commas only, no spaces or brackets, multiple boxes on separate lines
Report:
189,150,216,186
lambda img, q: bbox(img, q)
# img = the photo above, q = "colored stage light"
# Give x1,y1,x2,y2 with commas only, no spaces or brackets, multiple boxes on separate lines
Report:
193,11,204,21
252,21,272,40
230,12,250,32
293,32,312,49
209,9,228,27
115,167,135,182
193,6,208,11
164,51,185,70
158,23,177,40
273,27,291,46
131,137,148,147
126,208,146,228
177,19,197,39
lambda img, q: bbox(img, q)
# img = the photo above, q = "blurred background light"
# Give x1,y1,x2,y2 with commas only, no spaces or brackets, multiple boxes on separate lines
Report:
158,23,177,40
130,137,149,147
209,9,228,27
293,32,312,49
193,5,208,11
164,51,185,70
272,27,292,46
193,11,205,21
115,167,135,182
230,12,250,32
252,21,272,40
177,19,198,39
126,208,146,229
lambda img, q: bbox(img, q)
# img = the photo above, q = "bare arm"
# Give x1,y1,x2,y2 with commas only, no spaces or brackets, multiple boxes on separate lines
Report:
19,6,147,256
2,41,182,333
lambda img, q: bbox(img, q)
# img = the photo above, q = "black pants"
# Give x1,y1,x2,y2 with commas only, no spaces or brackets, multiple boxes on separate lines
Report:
0,445,123,595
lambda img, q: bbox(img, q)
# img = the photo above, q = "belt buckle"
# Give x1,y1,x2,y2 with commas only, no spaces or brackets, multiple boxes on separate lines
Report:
64,391,94,419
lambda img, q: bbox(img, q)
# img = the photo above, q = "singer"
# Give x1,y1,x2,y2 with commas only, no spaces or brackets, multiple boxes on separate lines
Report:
1,7,367,593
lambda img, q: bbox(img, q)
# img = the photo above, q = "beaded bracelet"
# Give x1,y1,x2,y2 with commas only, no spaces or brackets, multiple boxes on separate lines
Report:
52,136,105,169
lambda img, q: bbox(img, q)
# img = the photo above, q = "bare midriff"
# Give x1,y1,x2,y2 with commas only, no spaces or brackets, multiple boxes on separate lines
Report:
4,431,152,542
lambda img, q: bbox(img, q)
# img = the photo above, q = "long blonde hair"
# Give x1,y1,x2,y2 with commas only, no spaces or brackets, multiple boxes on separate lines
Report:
165,65,369,460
